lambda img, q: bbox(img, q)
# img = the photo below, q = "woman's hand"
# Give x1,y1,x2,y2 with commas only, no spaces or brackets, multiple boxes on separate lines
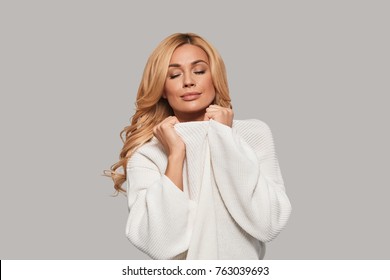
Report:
204,105,234,127
153,116,186,158
153,116,186,191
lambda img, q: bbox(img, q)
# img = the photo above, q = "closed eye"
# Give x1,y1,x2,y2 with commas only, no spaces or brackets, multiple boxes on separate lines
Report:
169,73,181,79
194,70,205,75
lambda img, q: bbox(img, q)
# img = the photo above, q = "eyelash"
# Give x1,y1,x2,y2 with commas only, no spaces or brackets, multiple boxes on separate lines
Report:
169,74,180,79
169,70,206,79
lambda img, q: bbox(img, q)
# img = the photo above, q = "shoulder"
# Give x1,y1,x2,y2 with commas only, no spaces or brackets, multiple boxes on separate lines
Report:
233,119,272,138
134,137,162,154
232,119,276,155
127,137,166,171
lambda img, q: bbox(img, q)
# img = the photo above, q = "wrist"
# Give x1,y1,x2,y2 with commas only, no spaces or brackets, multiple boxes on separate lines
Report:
168,150,185,161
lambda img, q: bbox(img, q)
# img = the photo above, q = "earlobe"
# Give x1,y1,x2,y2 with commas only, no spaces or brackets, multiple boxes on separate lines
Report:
162,92,167,99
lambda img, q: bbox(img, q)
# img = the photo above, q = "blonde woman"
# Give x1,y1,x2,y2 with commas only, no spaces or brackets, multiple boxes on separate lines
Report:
107,33,291,260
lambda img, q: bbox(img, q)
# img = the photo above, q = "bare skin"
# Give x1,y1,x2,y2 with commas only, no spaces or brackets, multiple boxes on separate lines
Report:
204,105,234,127
153,116,186,190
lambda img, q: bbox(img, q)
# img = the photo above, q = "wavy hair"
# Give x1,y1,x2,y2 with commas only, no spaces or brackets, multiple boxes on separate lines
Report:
106,33,232,194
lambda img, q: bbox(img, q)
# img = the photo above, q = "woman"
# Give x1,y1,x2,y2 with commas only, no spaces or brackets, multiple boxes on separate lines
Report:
107,33,291,259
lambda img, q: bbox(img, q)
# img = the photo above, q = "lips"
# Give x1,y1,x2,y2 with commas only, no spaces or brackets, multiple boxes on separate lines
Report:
181,92,201,101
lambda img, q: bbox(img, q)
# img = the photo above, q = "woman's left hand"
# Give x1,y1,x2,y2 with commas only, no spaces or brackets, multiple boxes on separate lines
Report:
204,105,234,127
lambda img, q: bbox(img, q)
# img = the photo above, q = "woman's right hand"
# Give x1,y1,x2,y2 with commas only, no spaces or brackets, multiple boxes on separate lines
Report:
153,116,186,159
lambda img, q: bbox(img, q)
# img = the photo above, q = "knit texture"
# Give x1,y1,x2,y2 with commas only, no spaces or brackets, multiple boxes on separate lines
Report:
126,119,291,259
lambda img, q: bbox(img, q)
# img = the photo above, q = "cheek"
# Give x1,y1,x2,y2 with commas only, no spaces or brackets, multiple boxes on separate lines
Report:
164,81,181,96
163,82,174,99
205,78,216,95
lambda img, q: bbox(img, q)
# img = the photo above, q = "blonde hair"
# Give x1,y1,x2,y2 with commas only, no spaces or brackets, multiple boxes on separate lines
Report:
106,33,232,194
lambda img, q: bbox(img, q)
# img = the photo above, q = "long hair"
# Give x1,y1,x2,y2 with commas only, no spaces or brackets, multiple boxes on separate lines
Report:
106,33,232,194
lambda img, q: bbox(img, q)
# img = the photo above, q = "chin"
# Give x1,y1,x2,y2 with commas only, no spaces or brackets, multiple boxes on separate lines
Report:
183,104,209,112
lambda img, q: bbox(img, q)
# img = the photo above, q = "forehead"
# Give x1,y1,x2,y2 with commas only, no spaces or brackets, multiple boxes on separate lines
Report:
169,44,209,64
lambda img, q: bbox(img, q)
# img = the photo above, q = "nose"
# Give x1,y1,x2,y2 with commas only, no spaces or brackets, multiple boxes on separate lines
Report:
183,73,195,88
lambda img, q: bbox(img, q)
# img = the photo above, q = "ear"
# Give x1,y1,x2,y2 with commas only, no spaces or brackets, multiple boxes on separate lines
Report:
162,92,167,99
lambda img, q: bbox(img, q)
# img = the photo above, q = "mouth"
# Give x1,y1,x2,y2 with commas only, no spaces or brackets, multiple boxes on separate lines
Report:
181,92,201,101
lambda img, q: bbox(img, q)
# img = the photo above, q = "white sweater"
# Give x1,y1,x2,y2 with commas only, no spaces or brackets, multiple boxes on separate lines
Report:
126,119,291,259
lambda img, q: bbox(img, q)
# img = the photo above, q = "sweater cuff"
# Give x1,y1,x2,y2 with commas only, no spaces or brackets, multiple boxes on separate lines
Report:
161,175,189,199
161,174,197,211
209,119,237,137
161,174,197,235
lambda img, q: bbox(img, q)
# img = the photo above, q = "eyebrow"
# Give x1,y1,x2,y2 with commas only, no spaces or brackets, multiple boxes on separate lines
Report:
168,59,208,68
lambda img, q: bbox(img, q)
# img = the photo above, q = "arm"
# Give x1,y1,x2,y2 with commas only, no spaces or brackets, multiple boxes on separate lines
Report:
165,153,185,191
125,151,196,259
153,116,186,191
208,119,291,242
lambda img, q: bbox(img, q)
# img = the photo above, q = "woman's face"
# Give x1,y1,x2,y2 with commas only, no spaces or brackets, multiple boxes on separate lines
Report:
163,44,216,122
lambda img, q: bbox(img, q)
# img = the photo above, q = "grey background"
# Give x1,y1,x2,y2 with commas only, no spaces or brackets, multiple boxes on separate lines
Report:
1,0,389,259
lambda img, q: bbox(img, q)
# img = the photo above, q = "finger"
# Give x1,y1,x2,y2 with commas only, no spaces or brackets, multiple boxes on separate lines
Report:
170,116,180,125
206,107,220,113
206,109,226,118
161,121,174,130
209,108,233,116
208,104,222,109
158,116,175,128
207,106,229,113
162,116,174,123
205,111,216,119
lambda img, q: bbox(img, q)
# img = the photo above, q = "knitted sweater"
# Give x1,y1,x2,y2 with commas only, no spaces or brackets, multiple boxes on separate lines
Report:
125,119,291,259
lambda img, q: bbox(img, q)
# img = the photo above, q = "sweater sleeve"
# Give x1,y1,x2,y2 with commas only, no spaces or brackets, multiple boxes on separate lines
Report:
125,151,197,259
208,119,291,242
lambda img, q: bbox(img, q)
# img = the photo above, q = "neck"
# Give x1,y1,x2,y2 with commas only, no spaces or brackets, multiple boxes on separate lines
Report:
174,110,206,123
